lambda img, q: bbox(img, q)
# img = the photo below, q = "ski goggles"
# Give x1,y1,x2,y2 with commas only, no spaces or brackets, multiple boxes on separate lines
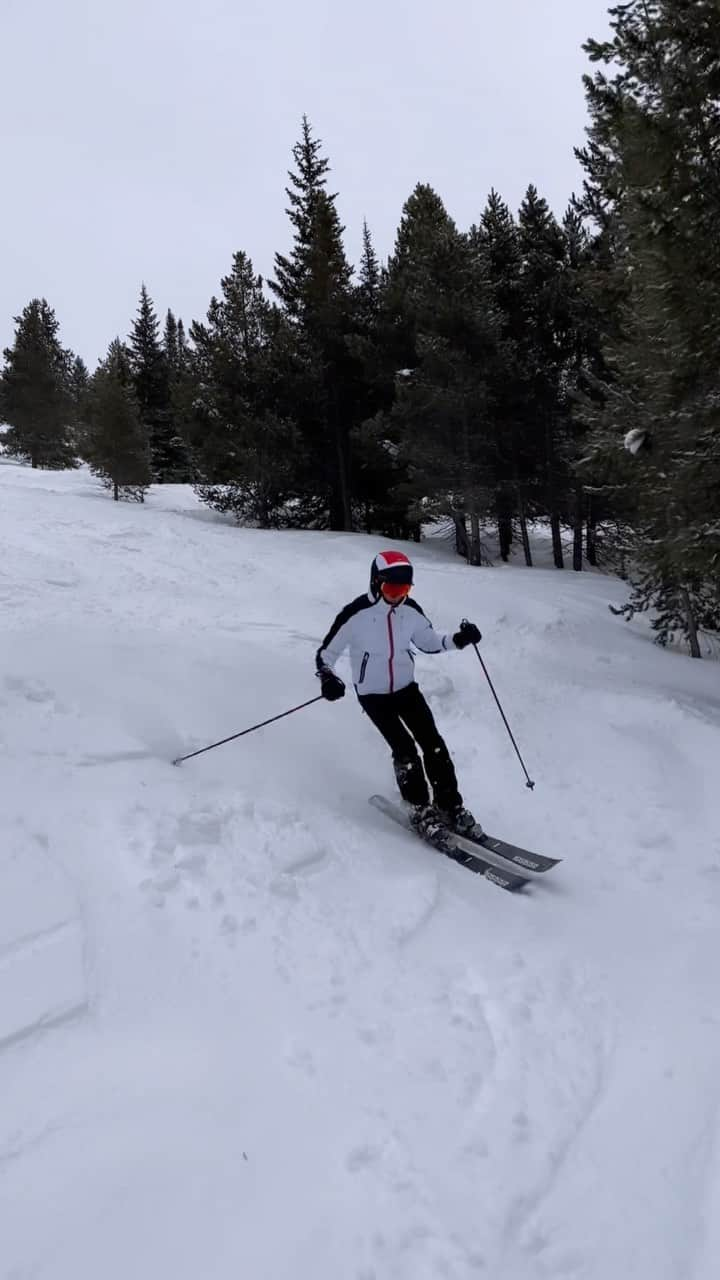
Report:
381,581,411,602
379,565,413,602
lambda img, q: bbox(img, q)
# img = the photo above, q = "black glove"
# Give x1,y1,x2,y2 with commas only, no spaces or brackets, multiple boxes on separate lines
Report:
318,667,345,702
453,620,482,650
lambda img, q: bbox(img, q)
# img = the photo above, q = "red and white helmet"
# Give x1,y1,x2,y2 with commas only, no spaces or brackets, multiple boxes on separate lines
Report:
370,550,414,602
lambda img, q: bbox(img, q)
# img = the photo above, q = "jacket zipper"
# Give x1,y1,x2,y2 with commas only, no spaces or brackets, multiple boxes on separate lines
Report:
387,610,395,693
359,652,369,684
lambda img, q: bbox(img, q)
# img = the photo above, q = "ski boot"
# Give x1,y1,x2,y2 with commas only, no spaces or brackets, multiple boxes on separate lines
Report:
410,804,453,853
445,806,485,844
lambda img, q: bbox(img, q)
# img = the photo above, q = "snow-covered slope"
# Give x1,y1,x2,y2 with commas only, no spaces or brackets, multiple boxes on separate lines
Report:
2,464,720,1280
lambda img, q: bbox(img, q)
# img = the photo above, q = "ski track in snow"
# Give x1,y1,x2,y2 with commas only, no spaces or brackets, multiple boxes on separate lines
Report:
1,465,720,1279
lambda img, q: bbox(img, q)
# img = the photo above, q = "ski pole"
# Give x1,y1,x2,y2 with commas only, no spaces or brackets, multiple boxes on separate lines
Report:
172,695,324,766
464,625,535,790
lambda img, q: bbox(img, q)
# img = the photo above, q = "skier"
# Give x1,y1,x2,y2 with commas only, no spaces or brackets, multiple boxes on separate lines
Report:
315,549,483,848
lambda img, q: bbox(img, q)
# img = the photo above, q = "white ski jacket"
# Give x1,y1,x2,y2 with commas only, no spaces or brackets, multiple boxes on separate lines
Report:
317,593,458,696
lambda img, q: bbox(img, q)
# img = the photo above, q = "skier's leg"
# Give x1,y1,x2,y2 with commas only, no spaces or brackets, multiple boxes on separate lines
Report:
359,692,430,807
395,684,463,814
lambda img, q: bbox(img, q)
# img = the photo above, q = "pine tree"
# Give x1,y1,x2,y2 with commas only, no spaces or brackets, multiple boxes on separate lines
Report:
129,285,186,482
84,340,151,500
161,308,192,481
348,221,411,534
67,355,90,455
163,309,179,373
270,115,332,320
385,182,460,357
517,186,570,569
356,220,381,328
1,299,76,468
269,119,359,529
189,251,298,526
383,184,501,563
577,0,720,652
472,192,530,562
176,319,188,372
555,207,609,572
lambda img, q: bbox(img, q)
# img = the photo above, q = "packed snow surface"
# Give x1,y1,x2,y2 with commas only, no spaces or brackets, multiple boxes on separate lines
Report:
2,464,720,1280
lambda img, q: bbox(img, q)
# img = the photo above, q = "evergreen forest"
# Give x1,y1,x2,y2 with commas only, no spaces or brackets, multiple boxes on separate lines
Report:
2,2,718,655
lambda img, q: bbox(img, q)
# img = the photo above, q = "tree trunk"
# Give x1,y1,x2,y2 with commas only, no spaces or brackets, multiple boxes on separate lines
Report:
453,512,469,560
338,446,352,531
333,405,353,532
514,476,532,567
679,586,702,658
113,481,119,501
572,484,584,572
550,515,564,568
586,496,598,567
460,398,481,564
468,512,482,565
496,489,513,562
258,501,268,529
544,410,564,569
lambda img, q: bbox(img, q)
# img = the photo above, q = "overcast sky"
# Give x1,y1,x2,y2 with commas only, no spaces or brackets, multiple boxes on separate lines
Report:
2,0,611,366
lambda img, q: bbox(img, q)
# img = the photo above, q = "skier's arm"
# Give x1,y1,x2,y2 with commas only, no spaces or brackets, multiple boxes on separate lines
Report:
409,604,454,654
409,604,481,654
316,606,354,673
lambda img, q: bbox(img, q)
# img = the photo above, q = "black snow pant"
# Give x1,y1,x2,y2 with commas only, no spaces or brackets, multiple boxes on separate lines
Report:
359,682,462,813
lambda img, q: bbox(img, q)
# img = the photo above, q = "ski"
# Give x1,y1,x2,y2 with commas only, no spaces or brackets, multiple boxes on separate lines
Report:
452,830,560,875
369,795,530,893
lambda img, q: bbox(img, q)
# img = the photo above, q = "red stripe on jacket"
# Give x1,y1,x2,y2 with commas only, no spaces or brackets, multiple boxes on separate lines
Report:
387,610,395,692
